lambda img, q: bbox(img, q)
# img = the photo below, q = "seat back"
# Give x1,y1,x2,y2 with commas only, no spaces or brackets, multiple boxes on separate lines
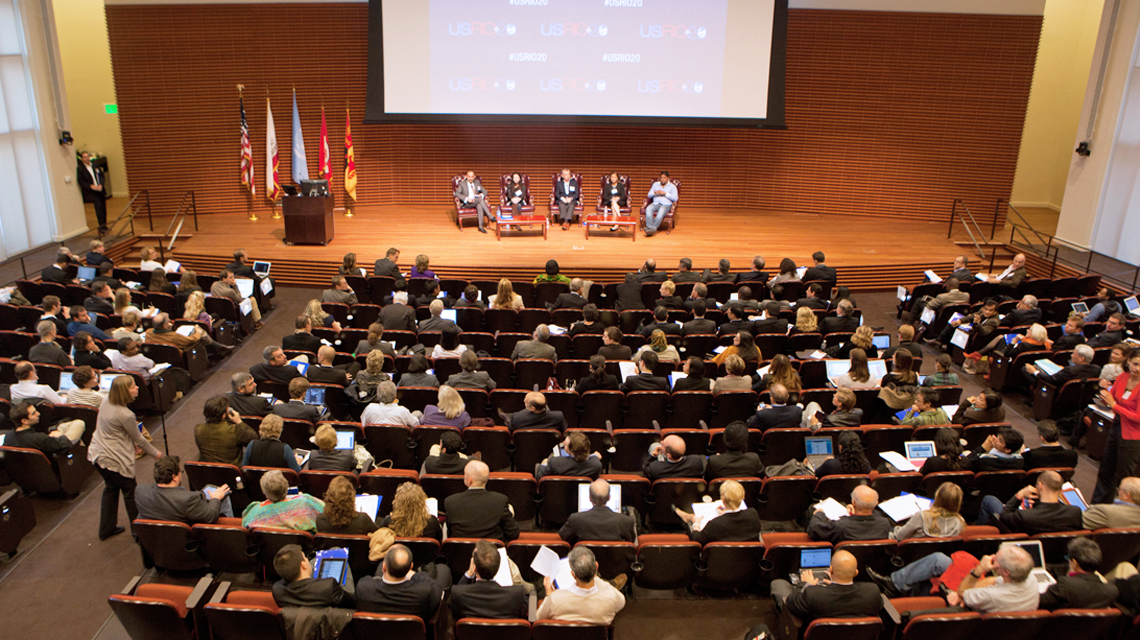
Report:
363,424,416,469
419,473,468,505
1090,528,1140,573
315,533,378,586
538,476,590,526
580,390,625,430
511,428,562,475
813,474,870,503
576,540,635,581
0,446,63,494
487,472,538,521
351,613,426,640
870,472,922,501
1045,609,1121,640
711,391,758,429
894,537,963,566
134,519,207,571
204,601,286,640
610,429,658,474
108,593,195,640
357,469,419,518
972,470,1027,503
803,617,882,640
456,618,531,640
648,478,708,527
532,621,609,640
634,534,700,589
698,541,765,590
624,391,670,431
900,612,980,640
252,528,314,579
758,428,813,467
193,523,261,574
834,539,897,578
977,611,1050,640
461,426,512,471
756,476,818,522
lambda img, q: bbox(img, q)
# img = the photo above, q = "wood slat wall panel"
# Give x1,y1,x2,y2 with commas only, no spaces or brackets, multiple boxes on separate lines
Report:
106,5,1039,229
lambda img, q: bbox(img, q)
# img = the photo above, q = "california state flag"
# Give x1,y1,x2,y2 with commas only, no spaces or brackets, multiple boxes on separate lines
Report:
318,107,331,186
344,108,357,202
266,97,280,202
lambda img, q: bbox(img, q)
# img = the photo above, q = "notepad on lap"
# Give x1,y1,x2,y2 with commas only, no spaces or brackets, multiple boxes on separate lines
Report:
924,270,942,283
813,497,848,521
1034,359,1063,377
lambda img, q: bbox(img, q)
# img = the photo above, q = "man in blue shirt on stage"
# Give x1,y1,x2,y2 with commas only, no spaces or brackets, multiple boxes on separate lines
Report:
644,171,678,236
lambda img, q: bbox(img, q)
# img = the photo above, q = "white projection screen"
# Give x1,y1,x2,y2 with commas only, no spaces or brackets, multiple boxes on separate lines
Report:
366,0,787,128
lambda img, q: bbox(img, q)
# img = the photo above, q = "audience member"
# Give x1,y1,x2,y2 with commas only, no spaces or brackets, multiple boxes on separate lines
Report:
1021,420,1078,469
308,424,356,472
598,326,632,360
316,475,377,534
270,544,355,609
451,540,528,620
897,388,950,427
422,385,472,429
250,346,304,384
536,431,603,480
806,486,891,543
889,482,965,540
707,421,761,479
361,381,420,427
194,395,258,466
5,401,84,454
397,353,439,388
675,479,761,544
512,325,557,361
713,354,752,393
1084,477,1140,529
379,291,416,331
812,430,870,478
975,470,1082,534
747,383,802,430
421,431,471,475
968,426,1024,472
446,350,497,390
919,428,971,474
621,350,669,391
444,461,519,542
227,371,273,417
273,377,324,423
378,482,443,541
644,434,705,480
1038,538,1118,610
28,320,71,366
576,355,620,393
559,479,636,545
952,390,1005,426
536,547,626,624
136,455,232,523
771,550,881,623
500,391,567,432
243,414,304,472
241,470,323,533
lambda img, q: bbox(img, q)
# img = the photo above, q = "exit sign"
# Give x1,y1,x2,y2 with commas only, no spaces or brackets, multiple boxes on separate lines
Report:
103,104,118,114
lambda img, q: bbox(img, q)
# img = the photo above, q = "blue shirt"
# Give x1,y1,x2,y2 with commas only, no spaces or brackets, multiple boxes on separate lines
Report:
647,181,678,206
67,321,109,341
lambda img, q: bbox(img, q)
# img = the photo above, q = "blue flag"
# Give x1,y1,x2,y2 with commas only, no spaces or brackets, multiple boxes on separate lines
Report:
291,90,309,184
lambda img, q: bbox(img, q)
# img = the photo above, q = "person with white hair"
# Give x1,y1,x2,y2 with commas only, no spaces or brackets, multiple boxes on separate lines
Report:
1024,343,1100,386
946,544,1039,612
536,547,626,624
360,381,420,427
1084,477,1140,529
379,290,416,331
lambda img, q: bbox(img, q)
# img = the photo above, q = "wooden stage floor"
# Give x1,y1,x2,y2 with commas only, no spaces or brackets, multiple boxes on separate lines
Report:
166,205,989,289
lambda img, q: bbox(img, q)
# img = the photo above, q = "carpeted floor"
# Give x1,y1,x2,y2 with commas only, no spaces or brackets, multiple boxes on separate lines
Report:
0,287,1100,640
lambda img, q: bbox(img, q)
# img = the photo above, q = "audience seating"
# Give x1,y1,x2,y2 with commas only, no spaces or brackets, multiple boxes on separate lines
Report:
0,443,93,496
108,575,213,640
204,586,287,640
134,519,208,572
632,533,700,590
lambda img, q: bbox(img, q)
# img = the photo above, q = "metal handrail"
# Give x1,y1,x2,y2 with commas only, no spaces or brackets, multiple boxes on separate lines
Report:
947,199,986,259
1000,200,1053,249
158,191,198,254
1005,221,1140,291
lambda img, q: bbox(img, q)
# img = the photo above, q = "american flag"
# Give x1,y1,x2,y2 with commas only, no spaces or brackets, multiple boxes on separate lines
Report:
240,96,254,194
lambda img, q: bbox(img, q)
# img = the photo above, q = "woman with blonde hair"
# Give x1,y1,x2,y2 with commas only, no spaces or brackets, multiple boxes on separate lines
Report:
835,348,881,390
674,479,762,544
410,254,436,280
890,482,965,540
378,482,443,541
830,325,877,359
634,329,681,364
356,349,392,395
489,278,525,311
303,299,342,332
791,306,818,334
114,288,144,317
138,246,162,271
308,423,356,472
183,290,211,325
422,385,472,428
714,355,753,393
316,475,379,534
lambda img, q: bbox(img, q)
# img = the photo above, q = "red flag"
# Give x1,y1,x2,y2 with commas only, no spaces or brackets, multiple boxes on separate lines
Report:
318,107,331,186
344,108,357,202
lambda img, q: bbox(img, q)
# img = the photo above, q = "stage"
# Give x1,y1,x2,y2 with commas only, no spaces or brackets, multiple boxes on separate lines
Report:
159,204,1004,290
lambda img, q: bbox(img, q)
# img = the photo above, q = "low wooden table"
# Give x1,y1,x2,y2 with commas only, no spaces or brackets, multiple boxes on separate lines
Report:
496,214,548,240
583,215,636,241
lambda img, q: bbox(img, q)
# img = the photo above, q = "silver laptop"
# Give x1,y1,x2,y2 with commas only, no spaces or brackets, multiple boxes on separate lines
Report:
252,261,271,276
805,436,833,470
1001,540,1056,593
790,547,831,584
1125,296,1139,315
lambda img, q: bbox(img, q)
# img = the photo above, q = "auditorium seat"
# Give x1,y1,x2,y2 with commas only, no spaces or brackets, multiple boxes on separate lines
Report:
462,426,511,471
758,428,811,467
697,541,765,591
133,519,207,572
109,575,212,640
977,609,1051,640
443,538,499,585
870,472,923,501
193,521,260,574
363,424,416,469
580,390,624,430
710,390,758,429
488,472,538,521
610,429,658,474
352,613,426,640
456,618,531,640
1088,527,1140,572
1032,377,1099,421
0,443,93,496
514,358,555,392
756,476,817,522
511,428,562,475
633,533,700,590
507,535,568,583
412,425,461,468
419,474,467,505
204,587,287,640
919,471,974,498
648,477,707,528
835,539,897,579
399,536,442,570
242,467,299,502
576,540,635,581
894,536,962,567
299,470,357,497
973,470,1026,503
1048,609,1121,640
898,611,979,640
314,532,377,584
813,474,870,503
538,476,589,527
668,391,715,429
621,391,668,431
252,527,313,579
601,473,650,511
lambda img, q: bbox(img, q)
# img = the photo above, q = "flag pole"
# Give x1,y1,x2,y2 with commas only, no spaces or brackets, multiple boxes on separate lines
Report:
240,84,258,221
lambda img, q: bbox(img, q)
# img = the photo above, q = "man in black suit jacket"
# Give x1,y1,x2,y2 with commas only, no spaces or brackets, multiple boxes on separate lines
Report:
682,299,717,336
1022,420,1079,470
373,247,406,290
380,292,417,332
419,299,458,332
93,261,124,290
227,249,276,307
1025,344,1100,387
282,316,323,355
84,281,116,315
273,377,325,423
621,352,669,392
635,259,668,283
41,253,74,285
38,297,69,337
227,372,273,417
357,544,448,618
452,540,528,620
443,461,520,542
707,422,761,479
703,258,736,283
614,273,644,312
308,346,357,387
753,301,790,335
795,283,829,310
1039,538,1119,610
638,306,681,338
553,169,580,229
136,455,232,523
644,435,705,480
1000,295,1043,328
536,432,604,480
250,346,304,385
747,384,802,431
773,550,881,623
78,151,109,232
718,305,755,337
1053,316,1088,351
979,470,1083,535
806,486,892,543
948,255,973,282
501,391,567,432
657,281,684,310
552,279,588,309
414,280,454,309
1088,313,1128,348
682,282,710,313
819,300,859,336
272,544,356,609
560,479,637,545
802,251,837,286
672,258,703,283
736,256,769,284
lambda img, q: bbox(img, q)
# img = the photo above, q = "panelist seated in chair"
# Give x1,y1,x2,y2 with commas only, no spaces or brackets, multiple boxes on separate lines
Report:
553,168,580,230
136,454,233,523
452,540,528,620
272,543,356,609
454,170,493,233
502,172,530,218
643,171,678,237
770,549,881,623
559,479,637,545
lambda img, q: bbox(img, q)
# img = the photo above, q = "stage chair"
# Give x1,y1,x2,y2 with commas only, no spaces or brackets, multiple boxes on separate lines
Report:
453,174,485,230
548,172,585,225
638,178,681,233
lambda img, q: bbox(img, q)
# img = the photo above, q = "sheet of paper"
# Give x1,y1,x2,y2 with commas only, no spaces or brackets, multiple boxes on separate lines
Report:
950,329,969,349
879,451,917,473
975,273,989,281
355,494,381,520
924,270,942,283
425,497,438,516
617,361,637,380
548,325,566,335
942,404,960,418
260,278,274,295
1035,359,1063,376
175,325,196,337
897,285,908,301
809,350,827,359
163,259,181,273
530,545,563,579
796,266,808,279
149,362,172,376
878,493,932,522
814,497,848,521
920,307,936,325
239,298,253,316
493,548,514,587
712,345,727,354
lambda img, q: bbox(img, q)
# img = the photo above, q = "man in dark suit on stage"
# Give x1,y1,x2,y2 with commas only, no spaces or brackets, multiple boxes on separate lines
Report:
373,247,406,290
443,460,520,542
273,377,325,422
803,251,837,286
682,300,717,335
559,479,637,545
77,151,109,233
455,170,493,233
737,256,769,283
500,391,567,432
227,372,273,417
554,168,580,231
673,257,702,283
451,540,528,620
621,351,669,392
820,300,859,335
380,291,417,332
136,455,232,523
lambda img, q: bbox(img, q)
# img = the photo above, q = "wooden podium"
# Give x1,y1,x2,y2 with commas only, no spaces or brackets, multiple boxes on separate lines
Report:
282,195,334,245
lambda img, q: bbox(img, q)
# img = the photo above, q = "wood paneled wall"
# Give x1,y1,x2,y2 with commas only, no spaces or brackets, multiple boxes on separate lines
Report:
106,4,1040,228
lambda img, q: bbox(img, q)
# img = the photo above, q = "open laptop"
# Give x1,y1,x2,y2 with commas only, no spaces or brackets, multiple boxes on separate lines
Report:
252,261,271,276
439,309,458,323
577,482,621,512
77,266,96,283
303,387,325,406
804,436,833,470
1125,296,1139,316
904,441,936,468
790,548,831,584
1071,302,1089,315
59,373,79,392
335,430,355,450
872,334,891,350
1001,541,1056,593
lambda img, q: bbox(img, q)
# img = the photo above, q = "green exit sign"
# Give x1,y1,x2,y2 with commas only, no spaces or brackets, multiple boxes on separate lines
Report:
103,104,118,114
